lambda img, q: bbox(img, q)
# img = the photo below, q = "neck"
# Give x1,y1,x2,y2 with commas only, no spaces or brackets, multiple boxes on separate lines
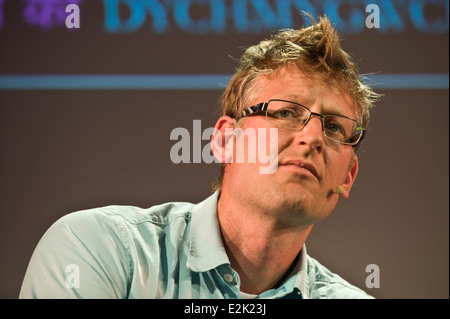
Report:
217,189,313,295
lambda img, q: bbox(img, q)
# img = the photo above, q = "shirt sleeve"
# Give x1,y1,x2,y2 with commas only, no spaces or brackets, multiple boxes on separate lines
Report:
19,208,131,299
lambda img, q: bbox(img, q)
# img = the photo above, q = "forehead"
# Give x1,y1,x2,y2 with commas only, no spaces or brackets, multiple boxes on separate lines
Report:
249,67,361,119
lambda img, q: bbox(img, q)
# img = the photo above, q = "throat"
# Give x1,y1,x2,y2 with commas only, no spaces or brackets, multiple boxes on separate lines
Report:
272,252,300,289
217,190,312,295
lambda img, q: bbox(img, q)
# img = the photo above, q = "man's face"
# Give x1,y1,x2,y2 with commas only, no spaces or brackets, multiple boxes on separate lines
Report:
221,67,360,226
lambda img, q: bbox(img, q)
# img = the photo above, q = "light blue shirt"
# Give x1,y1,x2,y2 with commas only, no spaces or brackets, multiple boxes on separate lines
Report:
19,192,373,299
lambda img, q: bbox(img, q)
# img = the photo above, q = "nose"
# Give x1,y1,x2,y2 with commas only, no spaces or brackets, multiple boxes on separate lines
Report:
295,115,325,153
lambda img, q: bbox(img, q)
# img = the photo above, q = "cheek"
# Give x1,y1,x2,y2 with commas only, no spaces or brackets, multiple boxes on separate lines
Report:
324,152,354,184
275,130,296,154
236,121,281,167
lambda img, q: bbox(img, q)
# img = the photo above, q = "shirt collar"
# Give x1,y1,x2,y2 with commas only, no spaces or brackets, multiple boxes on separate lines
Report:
187,191,230,272
292,244,310,298
257,244,310,299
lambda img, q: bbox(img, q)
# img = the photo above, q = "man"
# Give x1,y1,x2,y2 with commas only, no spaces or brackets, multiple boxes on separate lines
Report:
20,16,380,299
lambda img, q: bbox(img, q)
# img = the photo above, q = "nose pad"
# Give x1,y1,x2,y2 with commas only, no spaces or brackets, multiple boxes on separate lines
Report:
297,114,325,152
300,113,324,133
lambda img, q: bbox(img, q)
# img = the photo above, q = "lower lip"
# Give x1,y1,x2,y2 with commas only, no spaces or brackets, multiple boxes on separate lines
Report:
280,164,317,179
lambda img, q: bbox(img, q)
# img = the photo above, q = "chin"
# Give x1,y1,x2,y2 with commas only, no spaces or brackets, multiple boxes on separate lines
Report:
278,188,333,224
279,189,311,212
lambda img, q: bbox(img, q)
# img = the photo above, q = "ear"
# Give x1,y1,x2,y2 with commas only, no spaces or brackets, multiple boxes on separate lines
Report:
340,155,359,198
211,116,236,163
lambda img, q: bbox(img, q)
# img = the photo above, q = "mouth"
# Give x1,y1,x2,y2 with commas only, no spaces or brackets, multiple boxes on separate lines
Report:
279,159,320,181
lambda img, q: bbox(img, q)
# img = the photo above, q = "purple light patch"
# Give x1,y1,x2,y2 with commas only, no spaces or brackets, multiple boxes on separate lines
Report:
22,0,81,30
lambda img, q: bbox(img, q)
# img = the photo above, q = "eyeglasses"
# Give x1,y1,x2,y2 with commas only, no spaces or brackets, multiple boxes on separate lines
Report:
241,99,365,146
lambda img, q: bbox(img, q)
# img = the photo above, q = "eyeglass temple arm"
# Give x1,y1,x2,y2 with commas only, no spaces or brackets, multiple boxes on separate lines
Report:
242,102,269,117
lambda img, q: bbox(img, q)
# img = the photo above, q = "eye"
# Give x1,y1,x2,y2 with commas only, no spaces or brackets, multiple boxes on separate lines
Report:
328,123,343,133
325,122,345,135
274,108,297,118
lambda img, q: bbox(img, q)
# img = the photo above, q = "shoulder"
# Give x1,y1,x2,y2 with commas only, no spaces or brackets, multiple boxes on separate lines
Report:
53,201,196,235
307,256,374,299
20,201,196,298
39,201,197,258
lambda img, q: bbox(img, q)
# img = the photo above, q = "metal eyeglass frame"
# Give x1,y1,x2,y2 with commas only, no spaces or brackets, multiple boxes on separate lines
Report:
240,99,366,146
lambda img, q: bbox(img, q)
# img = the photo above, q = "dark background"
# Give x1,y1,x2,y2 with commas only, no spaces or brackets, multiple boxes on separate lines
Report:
0,0,448,298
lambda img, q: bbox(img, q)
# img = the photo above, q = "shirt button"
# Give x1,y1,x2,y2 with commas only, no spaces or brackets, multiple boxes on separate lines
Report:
223,273,234,283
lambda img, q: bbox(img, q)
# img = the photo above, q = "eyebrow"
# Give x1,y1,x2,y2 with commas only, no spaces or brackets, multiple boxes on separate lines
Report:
278,97,361,122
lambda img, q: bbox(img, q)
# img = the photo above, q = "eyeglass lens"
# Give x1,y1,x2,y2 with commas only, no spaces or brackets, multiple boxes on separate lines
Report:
264,100,363,145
